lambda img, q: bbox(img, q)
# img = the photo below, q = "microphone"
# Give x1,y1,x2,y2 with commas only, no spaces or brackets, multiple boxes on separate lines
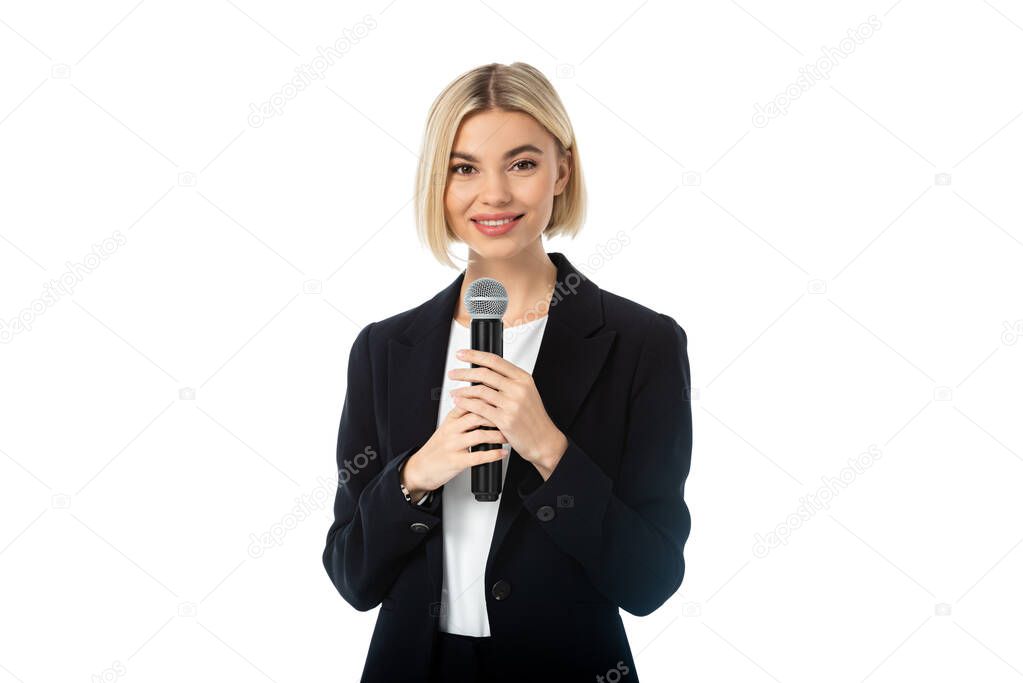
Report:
463,277,508,502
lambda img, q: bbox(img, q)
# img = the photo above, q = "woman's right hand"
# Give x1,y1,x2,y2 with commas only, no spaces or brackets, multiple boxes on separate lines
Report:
400,406,509,497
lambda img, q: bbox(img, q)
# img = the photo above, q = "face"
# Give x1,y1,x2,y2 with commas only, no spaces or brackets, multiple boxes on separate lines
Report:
444,109,571,260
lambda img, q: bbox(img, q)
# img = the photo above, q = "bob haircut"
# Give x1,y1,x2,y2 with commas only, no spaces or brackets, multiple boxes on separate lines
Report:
414,62,586,269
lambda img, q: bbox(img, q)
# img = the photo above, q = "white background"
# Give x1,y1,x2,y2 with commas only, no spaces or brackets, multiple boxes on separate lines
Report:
2,1,1022,681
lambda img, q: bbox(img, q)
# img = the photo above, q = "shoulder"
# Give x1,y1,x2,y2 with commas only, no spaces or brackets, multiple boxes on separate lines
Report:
598,286,687,349
349,293,439,352
598,287,690,398
356,309,416,347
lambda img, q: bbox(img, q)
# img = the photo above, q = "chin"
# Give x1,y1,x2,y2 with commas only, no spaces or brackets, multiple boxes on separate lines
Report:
470,238,526,259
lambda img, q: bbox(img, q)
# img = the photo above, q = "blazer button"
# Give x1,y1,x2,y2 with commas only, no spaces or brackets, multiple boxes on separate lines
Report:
409,522,430,534
536,505,556,522
491,579,511,600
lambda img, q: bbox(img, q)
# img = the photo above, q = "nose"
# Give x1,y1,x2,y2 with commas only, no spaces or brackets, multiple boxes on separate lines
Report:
479,172,512,206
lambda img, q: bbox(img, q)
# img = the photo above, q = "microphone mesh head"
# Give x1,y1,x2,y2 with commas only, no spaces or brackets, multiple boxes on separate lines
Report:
464,277,508,319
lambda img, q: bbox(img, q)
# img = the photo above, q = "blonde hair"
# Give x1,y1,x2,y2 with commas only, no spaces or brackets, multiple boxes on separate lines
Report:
414,62,586,269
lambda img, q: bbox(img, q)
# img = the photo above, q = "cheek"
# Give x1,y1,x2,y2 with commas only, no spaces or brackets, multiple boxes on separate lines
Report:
445,184,474,212
443,188,459,217
520,174,555,206
448,177,478,196
444,192,471,239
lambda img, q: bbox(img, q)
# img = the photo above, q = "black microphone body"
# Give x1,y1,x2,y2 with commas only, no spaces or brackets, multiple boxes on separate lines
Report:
469,317,504,502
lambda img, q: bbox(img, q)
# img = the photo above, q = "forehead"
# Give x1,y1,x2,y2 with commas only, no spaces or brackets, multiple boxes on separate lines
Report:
452,110,550,153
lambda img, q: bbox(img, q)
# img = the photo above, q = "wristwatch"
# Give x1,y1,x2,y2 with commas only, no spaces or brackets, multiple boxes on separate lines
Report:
399,459,434,506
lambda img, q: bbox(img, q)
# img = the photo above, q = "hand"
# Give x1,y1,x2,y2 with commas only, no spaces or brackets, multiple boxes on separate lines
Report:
448,348,568,480
401,406,509,497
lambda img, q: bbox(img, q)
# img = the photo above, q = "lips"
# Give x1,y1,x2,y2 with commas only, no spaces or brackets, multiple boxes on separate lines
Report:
472,213,525,236
471,212,525,223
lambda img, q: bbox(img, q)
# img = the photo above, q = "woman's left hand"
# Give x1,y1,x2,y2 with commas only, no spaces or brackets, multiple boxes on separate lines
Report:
448,348,568,480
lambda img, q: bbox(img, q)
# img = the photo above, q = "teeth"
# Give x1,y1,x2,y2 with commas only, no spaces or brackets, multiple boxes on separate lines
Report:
476,215,519,227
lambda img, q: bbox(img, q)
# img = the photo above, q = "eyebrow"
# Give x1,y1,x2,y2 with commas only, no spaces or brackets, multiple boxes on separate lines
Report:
450,144,544,163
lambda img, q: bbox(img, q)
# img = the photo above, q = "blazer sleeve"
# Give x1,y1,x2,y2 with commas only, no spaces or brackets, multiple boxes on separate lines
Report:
521,312,693,617
322,322,442,612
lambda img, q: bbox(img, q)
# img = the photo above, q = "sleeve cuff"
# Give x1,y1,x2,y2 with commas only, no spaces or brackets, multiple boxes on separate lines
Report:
520,435,613,563
390,445,439,515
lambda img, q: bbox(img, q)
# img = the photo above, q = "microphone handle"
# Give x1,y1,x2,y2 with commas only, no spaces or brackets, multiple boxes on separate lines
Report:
468,318,503,502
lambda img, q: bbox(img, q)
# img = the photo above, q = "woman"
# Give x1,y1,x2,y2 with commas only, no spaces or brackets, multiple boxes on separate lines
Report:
322,62,692,682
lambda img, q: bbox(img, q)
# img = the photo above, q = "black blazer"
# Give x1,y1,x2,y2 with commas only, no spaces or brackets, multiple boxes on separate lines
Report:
322,251,693,682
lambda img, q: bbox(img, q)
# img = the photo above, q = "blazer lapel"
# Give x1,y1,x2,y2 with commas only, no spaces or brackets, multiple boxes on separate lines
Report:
386,252,617,600
388,272,462,600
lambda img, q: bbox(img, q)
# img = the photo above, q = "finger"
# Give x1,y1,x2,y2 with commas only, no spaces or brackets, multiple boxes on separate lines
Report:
469,429,507,447
457,349,528,381
455,411,496,431
447,406,470,420
453,384,506,409
448,366,509,391
463,429,507,449
453,396,496,421
471,448,507,466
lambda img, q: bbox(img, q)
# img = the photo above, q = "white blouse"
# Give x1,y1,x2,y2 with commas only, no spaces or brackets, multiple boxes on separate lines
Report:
437,313,549,636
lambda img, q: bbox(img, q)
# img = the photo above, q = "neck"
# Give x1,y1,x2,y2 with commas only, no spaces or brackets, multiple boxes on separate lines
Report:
458,242,557,326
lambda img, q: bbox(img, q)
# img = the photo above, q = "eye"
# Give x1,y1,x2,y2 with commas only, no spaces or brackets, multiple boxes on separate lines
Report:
450,159,537,175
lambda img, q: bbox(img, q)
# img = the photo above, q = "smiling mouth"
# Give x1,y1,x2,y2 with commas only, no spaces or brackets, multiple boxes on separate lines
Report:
471,213,525,227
